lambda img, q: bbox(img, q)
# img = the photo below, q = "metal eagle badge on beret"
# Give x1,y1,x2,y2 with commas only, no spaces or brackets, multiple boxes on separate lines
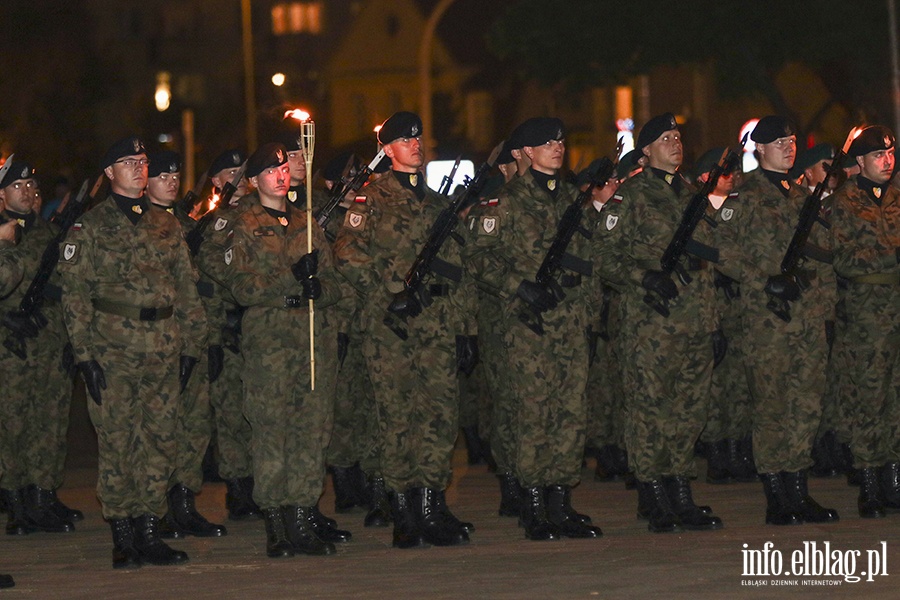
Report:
214,218,228,231
605,214,618,230
232,152,241,164
19,165,29,179
133,139,142,153
276,148,284,163
721,207,734,221
411,123,420,137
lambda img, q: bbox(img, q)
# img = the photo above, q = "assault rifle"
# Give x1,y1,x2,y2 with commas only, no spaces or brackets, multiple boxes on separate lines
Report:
185,163,246,256
177,171,208,220
2,177,94,360
643,146,741,317
518,140,623,335
766,128,858,322
384,148,499,340
315,148,386,234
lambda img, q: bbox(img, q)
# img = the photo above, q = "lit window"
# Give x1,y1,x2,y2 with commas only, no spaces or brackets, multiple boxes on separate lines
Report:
272,2,322,35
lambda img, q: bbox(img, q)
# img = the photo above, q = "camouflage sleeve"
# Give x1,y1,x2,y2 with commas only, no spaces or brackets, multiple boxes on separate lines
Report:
831,189,900,277
592,194,631,291
333,201,379,294
310,218,343,309
465,196,536,300
172,232,207,358
711,192,769,291
57,220,97,363
0,242,24,297
595,186,653,291
226,225,308,307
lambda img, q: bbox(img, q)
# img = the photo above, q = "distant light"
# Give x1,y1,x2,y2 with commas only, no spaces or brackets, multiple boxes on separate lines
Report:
272,73,286,86
157,133,173,144
284,108,311,121
425,160,475,193
617,132,634,155
155,71,171,112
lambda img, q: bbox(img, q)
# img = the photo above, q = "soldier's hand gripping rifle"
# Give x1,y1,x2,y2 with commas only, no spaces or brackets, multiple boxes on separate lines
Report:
315,148,386,235
517,141,623,336
643,146,741,317
765,128,859,322
384,149,497,340
185,164,246,256
2,177,96,360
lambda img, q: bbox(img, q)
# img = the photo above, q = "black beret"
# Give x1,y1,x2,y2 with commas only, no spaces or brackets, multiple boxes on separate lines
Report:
323,152,356,182
505,121,530,152
516,117,565,147
496,139,514,165
377,111,423,144
619,150,641,177
275,131,302,152
0,161,35,188
208,149,245,177
147,151,182,178
101,136,146,169
693,147,727,178
751,116,794,144
848,125,895,157
246,142,288,178
636,113,678,151
793,143,834,174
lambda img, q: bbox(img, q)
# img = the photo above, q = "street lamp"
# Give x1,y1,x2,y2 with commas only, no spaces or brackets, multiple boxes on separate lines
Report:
155,72,171,112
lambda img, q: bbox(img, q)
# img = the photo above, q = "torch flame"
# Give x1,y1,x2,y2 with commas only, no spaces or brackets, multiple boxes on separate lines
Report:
284,109,311,122
841,126,865,154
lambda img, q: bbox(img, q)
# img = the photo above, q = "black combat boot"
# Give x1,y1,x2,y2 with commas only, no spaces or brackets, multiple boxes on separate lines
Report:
110,518,141,569
664,476,723,530
497,472,523,517
132,514,189,565
728,438,759,482
760,473,802,525
545,485,602,538
0,574,13,589
225,477,261,520
389,490,427,549
638,480,682,533
435,489,474,533
283,506,335,556
309,503,352,543
415,488,468,546
705,440,732,484
364,476,391,527
47,489,84,522
783,471,839,523
330,465,364,513
858,467,886,518
2,489,34,536
24,485,74,533
157,512,183,539
519,486,560,541
880,462,900,511
168,484,227,537
262,507,294,558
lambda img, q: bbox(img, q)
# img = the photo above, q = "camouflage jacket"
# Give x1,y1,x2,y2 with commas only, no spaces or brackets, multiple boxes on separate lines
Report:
0,240,24,297
333,170,472,334
57,196,207,362
0,213,63,311
715,169,836,321
830,175,900,279
594,168,718,331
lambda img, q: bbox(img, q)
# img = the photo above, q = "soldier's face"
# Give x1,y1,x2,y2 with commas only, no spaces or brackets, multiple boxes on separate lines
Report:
589,177,619,205
804,160,830,188
757,136,796,173
525,139,565,175
212,167,249,202
106,153,149,198
643,129,682,172
146,172,180,205
0,179,37,213
254,163,291,200
385,137,424,172
858,147,895,184
286,150,306,184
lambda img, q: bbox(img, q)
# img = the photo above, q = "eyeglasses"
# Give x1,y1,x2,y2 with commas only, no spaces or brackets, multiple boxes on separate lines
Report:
115,158,149,168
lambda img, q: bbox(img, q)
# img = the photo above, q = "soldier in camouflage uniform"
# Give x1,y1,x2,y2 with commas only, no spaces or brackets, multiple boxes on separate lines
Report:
334,112,474,549
146,151,227,538
829,126,900,518
467,117,602,541
0,161,80,537
0,219,24,293
595,114,723,533
715,116,838,526
58,137,206,568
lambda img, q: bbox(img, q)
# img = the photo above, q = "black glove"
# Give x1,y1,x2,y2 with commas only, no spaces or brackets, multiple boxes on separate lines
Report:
516,280,557,312
641,270,678,300
62,343,77,378
179,355,198,393
456,335,479,376
388,289,422,319
825,320,835,351
291,248,319,281
764,274,800,302
301,276,322,300
208,345,225,383
2,310,39,338
712,329,728,368
78,360,106,406
337,332,349,369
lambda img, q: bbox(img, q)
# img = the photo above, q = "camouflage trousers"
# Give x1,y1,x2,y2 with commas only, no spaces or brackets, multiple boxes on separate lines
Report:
210,343,253,479
841,284,900,467
702,311,752,443
88,348,179,520
169,349,213,492
618,327,712,481
744,313,826,473
820,313,850,443
361,303,458,493
0,317,72,491
501,300,589,488
242,307,337,508
585,336,626,449
478,297,516,473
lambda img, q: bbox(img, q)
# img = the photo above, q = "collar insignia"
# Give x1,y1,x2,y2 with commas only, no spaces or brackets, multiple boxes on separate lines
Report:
547,179,557,191
16,219,26,228
781,179,790,190
874,187,882,199
409,174,418,186
132,205,143,214
278,216,289,227
288,190,297,202
664,174,674,185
